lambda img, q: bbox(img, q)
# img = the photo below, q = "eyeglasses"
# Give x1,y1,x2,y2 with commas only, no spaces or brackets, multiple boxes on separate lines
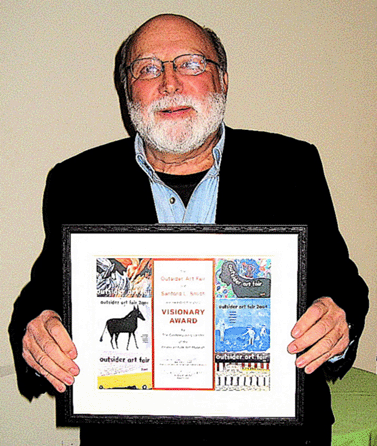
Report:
126,53,221,80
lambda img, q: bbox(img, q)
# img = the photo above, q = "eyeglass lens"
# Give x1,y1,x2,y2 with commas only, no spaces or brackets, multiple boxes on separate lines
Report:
131,54,206,79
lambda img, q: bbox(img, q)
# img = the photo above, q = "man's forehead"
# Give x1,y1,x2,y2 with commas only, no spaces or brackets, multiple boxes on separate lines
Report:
128,15,215,61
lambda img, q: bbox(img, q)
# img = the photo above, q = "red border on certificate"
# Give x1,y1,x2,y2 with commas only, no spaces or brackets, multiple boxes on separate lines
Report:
152,259,215,391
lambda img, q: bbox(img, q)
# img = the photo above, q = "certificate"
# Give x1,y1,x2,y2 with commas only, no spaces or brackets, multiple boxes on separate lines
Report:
153,259,214,390
57,224,307,427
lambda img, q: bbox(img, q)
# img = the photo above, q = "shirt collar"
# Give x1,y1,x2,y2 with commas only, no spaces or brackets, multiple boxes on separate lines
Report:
135,122,226,180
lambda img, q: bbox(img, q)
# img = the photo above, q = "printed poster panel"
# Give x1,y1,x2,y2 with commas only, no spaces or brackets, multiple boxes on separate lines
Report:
96,258,152,390
153,259,214,390
215,258,271,392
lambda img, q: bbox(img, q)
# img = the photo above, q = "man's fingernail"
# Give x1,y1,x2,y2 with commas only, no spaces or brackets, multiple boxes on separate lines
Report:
65,376,74,386
296,358,306,368
68,350,77,359
292,328,300,338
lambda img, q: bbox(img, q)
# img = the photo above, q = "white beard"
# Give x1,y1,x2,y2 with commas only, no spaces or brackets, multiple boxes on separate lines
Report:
127,93,227,154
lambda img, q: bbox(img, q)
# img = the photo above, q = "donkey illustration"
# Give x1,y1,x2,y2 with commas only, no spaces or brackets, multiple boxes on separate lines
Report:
100,306,145,349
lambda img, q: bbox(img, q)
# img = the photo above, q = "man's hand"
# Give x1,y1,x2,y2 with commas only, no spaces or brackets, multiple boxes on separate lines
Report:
288,297,349,374
22,310,80,393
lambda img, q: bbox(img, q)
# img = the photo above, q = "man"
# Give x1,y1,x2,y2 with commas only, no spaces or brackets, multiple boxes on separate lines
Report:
9,14,368,445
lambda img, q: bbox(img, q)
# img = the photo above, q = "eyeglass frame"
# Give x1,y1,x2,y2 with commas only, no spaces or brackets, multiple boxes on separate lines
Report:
125,53,222,80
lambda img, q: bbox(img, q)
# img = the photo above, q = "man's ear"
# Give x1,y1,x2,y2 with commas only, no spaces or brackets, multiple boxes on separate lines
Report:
222,71,229,95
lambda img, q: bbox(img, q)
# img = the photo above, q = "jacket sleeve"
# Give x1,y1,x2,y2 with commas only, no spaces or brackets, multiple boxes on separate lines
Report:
301,145,369,380
8,166,65,400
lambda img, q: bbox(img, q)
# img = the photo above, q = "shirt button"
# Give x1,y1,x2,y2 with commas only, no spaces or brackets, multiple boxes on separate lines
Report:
169,197,176,204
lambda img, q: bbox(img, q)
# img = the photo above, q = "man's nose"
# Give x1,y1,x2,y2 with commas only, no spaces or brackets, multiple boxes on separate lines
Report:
158,63,183,95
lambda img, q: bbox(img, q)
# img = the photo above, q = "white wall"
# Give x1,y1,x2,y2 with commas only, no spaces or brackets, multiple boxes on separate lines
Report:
1,1,376,444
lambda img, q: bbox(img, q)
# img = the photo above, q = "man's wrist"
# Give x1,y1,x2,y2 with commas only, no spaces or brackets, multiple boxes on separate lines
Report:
328,323,353,363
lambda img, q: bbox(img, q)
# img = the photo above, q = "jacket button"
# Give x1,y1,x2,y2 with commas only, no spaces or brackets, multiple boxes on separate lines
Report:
170,197,176,204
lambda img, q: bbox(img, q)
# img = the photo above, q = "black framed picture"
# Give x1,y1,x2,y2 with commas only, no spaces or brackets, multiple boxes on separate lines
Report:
57,224,307,427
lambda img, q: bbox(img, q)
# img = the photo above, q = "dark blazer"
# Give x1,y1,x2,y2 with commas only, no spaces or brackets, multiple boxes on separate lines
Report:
9,127,368,439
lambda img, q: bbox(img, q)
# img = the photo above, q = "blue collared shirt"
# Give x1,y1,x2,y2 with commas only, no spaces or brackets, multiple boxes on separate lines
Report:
135,123,225,223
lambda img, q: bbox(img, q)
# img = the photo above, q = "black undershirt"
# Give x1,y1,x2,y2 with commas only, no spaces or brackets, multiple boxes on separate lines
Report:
157,170,209,207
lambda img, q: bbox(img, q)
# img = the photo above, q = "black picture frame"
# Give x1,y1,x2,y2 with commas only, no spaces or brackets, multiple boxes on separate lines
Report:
57,224,307,427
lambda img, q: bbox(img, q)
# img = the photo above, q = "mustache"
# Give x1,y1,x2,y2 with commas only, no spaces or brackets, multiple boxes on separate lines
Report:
149,95,199,113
